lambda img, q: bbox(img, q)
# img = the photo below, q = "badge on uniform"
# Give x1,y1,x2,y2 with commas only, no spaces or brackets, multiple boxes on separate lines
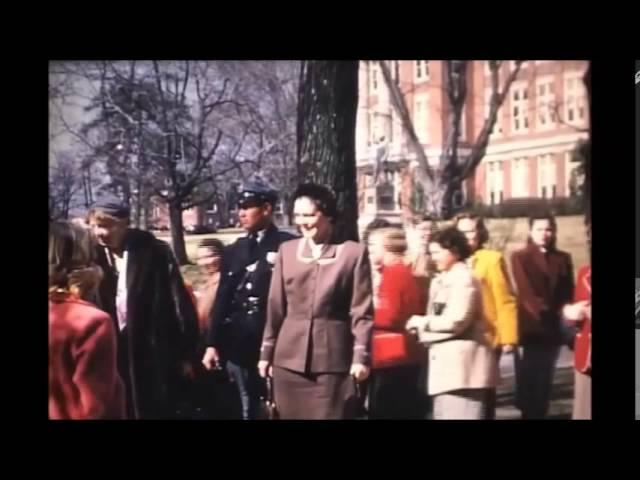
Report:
246,262,258,272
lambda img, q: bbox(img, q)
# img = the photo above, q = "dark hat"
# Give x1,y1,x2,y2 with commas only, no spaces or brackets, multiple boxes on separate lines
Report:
90,201,130,219
238,176,278,208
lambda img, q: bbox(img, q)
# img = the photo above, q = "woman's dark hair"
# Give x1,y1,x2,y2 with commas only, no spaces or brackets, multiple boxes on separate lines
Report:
49,221,102,301
198,238,225,255
430,226,472,261
362,217,392,244
291,183,338,223
454,212,490,248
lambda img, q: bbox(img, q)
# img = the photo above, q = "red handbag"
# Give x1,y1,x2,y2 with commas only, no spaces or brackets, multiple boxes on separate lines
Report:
372,331,424,369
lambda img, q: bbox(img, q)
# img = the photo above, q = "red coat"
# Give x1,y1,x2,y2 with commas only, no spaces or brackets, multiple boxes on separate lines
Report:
373,262,426,369
49,297,125,419
573,265,591,372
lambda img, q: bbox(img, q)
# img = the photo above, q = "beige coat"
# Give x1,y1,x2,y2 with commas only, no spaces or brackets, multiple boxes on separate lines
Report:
407,262,497,395
260,238,374,373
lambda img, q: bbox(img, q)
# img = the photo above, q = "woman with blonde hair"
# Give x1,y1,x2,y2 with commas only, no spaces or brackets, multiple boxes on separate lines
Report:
367,227,426,419
49,221,125,419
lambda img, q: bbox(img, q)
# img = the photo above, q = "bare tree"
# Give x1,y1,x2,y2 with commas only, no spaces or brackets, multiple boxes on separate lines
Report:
378,60,523,219
49,152,83,220
51,61,301,258
211,61,300,223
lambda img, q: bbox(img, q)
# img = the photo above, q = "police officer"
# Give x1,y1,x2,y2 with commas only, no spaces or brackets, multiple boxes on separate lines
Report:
201,178,296,419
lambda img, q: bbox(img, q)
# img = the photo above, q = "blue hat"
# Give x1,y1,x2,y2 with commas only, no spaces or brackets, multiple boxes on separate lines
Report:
238,176,278,207
91,201,130,219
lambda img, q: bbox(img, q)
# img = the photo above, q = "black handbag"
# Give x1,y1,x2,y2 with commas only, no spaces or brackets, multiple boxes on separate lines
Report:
258,376,279,420
343,375,368,420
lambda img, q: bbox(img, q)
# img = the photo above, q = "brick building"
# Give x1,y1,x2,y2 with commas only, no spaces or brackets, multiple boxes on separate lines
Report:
356,60,589,231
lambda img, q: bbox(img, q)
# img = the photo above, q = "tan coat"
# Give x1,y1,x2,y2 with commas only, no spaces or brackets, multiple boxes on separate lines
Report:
407,262,497,396
260,238,374,373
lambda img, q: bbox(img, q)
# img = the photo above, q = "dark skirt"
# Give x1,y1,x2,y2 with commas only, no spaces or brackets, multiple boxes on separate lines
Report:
369,365,422,419
273,367,357,419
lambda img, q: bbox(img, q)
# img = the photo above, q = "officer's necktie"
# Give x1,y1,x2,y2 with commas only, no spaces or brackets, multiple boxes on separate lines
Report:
248,232,259,263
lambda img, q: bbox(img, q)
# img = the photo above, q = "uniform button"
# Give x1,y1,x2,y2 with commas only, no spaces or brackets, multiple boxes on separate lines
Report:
246,283,253,290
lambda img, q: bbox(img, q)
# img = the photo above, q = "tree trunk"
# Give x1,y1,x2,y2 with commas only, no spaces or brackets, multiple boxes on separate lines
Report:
415,172,462,221
297,60,359,242
168,202,189,265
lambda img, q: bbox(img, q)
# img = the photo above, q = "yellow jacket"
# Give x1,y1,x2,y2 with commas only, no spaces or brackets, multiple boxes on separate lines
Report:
470,249,518,347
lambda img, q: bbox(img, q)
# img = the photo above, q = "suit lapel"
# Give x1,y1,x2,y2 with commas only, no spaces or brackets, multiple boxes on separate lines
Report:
528,243,550,278
523,243,552,299
124,232,154,322
547,250,562,294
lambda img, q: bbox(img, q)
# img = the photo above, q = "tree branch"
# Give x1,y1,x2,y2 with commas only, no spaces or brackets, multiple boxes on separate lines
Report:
181,61,190,105
378,60,434,183
456,60,524,182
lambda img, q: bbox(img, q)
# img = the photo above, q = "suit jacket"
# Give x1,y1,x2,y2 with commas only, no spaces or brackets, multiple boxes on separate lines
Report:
470,249,518,347
260,237,374,374
94,229,199,419
406,262,497,396
49,297,125,420
207,223,295,367
511,242,574,345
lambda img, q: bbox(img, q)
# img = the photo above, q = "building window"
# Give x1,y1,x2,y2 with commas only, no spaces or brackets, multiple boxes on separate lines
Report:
536,76,556,131
371,64,379,92
564,150,583,197
511,82,529,134
564,71,587,126
486,161,504,205
415,61,430,82
390,60,400,85
511,157,529,198
413,93,430,144
484,87,503,137
538,154,556,198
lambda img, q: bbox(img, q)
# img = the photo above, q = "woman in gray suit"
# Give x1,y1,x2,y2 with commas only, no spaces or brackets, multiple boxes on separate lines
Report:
258,183,374,419
407,227,496,420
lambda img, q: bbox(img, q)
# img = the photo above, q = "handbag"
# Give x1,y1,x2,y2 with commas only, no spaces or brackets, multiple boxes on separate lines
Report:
258,376,279,420
344,375,368,420
372,331,424,369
